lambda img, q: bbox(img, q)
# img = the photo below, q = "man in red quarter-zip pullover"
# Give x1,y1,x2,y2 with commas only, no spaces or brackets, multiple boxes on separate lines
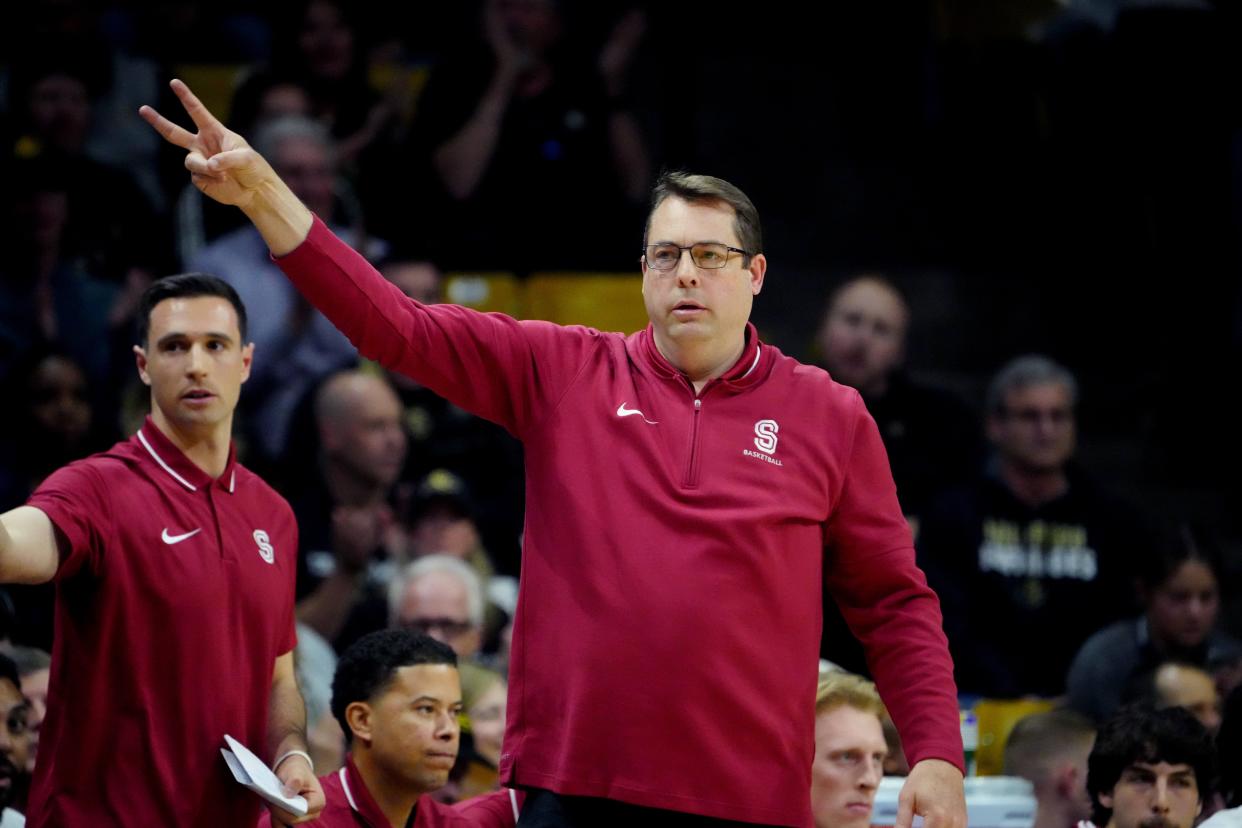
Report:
143,79,967,828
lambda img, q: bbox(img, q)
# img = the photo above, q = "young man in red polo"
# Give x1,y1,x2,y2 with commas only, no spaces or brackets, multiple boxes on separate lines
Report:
260,628,518,828
0,274,325,826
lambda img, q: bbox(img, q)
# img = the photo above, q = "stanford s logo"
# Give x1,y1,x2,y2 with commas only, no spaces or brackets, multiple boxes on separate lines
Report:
253,529,275,564
753,419,779,453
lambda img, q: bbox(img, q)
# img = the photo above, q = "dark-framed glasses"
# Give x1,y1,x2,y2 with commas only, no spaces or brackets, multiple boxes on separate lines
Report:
644,242,749,271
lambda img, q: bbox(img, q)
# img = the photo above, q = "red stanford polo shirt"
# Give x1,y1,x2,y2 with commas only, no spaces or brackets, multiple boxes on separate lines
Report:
24,417,298,827
257,756,521,827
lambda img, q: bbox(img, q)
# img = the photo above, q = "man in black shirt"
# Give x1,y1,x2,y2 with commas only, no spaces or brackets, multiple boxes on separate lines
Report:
918,355,1142,697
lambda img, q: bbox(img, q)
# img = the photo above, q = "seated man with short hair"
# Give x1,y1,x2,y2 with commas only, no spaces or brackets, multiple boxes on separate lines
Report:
1004,709,1096,828
1083,706,1216,828
811,672,888,828
260,629,518,827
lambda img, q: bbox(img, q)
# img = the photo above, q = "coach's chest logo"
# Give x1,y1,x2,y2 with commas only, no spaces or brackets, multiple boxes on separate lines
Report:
742,419,783,467
253,529,275,564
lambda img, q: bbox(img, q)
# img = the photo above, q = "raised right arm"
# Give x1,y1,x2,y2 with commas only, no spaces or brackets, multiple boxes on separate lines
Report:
142,79,597,437
274,220,592,435
0,507,61,585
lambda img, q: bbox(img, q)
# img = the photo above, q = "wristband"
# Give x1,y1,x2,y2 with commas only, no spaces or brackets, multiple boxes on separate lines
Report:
273,749,314,774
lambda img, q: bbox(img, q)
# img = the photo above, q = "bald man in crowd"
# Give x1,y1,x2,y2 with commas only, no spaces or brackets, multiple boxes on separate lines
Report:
1128,662,1223,736
294,371,409,650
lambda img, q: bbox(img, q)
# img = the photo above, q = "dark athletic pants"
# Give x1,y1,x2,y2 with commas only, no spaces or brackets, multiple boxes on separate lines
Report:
516,789,784,827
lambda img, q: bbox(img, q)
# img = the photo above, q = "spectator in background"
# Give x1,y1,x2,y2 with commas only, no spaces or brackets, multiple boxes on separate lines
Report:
294,370,408,652
1153,664,1221,735
810,672,888,828
1003,709,1096,828
815,274,980,675
816,275,981,524
411,0,651,271
0,162,143,414
373,260,525,575
390,555,484,663
0,347,119,653
0,347,114,510
1084,706,1214,828
191,115,385,460
230,73,316,141
0,652,30,821
267,0,425,252
1122,663,1222,736
406,474,492,577
2,3,166,212
918,355,1143,697
402,472,517,655
0,648,47,776
264,0,400,168
438,666,510,805
5,58,168,311
1067,524,1241,724
465,672,506,770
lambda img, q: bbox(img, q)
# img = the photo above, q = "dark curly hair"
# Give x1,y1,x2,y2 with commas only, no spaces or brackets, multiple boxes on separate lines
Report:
1087,705,1216,826
330,629,457,744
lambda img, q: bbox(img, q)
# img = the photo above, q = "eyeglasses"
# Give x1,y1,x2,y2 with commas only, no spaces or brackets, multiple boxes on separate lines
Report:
401,617,475,638
643,242,749,271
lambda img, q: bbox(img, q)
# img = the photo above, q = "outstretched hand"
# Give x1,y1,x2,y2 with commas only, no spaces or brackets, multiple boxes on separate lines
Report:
139,79,278,210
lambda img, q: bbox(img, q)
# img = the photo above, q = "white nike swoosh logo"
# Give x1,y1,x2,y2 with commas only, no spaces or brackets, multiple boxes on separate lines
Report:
616,403,658,424
162,528,202,545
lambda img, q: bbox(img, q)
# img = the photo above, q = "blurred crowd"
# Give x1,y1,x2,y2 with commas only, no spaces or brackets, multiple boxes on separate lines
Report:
0,0,1239,822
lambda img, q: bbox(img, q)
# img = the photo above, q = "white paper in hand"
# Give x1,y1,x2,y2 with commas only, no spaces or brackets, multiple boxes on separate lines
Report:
220,734,309,816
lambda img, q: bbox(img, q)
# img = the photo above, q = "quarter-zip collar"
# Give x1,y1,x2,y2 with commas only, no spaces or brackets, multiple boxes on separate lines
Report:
631,322,770,393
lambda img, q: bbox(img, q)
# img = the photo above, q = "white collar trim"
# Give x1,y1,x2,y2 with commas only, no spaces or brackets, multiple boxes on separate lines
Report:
136,429,197,492
740,343,762,379
339,767,359,812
